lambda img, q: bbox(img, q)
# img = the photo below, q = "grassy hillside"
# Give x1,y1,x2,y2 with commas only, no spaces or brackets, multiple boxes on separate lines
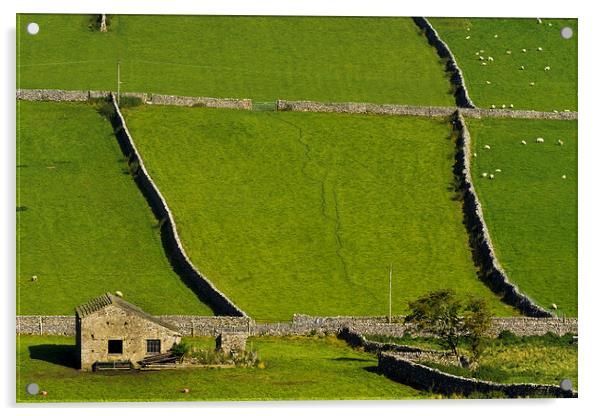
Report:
123,106,517,320
17,14,453,106
16,101,213,315
467,118,577,316
17,335,425,401
430,17,577,111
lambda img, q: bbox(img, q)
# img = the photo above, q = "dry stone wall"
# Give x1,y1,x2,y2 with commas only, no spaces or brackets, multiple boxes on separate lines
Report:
17,315,577,337
16,89,251,109
453,111,553,317
412,17,475,108
378,352,576,398
109,94,246,317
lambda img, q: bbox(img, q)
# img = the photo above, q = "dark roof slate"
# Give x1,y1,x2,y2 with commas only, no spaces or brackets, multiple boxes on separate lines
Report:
75,292,180,333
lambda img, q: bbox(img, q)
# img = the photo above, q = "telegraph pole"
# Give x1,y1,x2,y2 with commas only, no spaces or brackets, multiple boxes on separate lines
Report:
388,264,392,324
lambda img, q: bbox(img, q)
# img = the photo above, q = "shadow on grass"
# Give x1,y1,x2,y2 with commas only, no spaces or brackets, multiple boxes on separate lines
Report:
330,357,373,363
363,365,381,374
29,344,78,369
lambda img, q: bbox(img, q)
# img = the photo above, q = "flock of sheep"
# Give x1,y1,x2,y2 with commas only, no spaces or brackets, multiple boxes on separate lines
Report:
464,18,565,111
477,137,568,180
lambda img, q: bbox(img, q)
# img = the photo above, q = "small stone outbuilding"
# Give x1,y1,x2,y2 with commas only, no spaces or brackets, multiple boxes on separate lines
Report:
76,292,181,371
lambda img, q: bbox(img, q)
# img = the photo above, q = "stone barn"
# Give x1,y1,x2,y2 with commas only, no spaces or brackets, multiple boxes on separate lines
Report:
75,292,182,371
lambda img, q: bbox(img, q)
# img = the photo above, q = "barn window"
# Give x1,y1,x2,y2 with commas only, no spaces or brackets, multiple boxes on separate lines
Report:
108,340,123,354
146,339,161,353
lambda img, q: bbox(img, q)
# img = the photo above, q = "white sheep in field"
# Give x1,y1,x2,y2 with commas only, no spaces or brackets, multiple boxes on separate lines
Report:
506,50,512,55
522,48,527,53
544,66,551,71
482,172,488,178
521,140,527,145
466,35,471,39
486,81,491,85
530,82,536,86
562,175,567,179
115,291,124,297
489,174,495,179
536,137,545,143
481,62,488,66
480,49,485,53
475,51,480,55
484,144,491,149
558,139,564,146
479,55,485,60
564,109,571,112
31,275,38,282
494,34,498,38
548,23,553,27
501,104,506,108
537,18,543,24
473,153,478,157
495,168,502,173
538,47,543,51
510,104,514,108
490,104,496,109
519,65,525,70
488,56,494,61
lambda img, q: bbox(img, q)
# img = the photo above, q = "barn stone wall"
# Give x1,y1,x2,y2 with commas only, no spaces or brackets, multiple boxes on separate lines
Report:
78,304,181,371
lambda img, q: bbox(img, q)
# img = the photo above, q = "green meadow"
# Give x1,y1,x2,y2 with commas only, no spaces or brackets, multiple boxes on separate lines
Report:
467,117,577,316
122,105,517,321
17,14,453,106
16,101,213,315
430,17,577,111
17,335,426,402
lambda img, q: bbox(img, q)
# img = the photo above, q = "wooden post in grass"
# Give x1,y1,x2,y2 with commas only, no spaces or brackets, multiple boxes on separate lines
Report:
117,60,121,105
388,264,392,324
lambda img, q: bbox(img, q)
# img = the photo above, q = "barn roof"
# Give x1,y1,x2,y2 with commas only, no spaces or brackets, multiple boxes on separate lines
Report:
75,292,180,333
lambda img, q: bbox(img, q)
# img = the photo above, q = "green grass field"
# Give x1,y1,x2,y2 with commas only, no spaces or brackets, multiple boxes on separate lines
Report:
17,335,426,402
467,118,577,316
429,17,577,111
122,105,517,320
17,14,453,106
16,101,213,315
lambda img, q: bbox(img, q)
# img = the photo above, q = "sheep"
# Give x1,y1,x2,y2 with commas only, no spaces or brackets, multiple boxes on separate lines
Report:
510,104,514,108
544,66,551,71
537,18,543,24
521,140,527,145
480,49,485,53
481,62,488,66
494,34,498,38
484,144,491,149
495,168,502,173
553,110,559,113
506,50,512,55
558,139,564,146
475,51,480,55
490,104,496,109
522,48,527,53
551,303,558,310
562,175,567,179
479,55,485,60
31,275,38,282
548,22,553,27
564,109,571,112
115,290,124,297
536,137,544,143
473,153,478,157
529,82,535,86
501,104,506,108
481,172,488,178
488,56,494,61
486,80,491,85
489,174,495,179
519,65,525,70
466,35,471,39
537,46,543,51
